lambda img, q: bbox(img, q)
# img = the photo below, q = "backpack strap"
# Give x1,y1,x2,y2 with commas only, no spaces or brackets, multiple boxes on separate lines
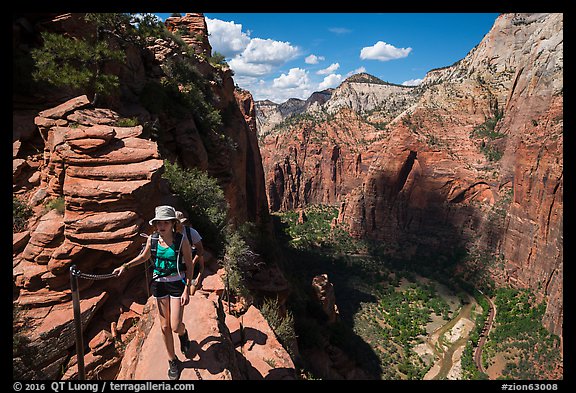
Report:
173,231,184,257
150,232,160,261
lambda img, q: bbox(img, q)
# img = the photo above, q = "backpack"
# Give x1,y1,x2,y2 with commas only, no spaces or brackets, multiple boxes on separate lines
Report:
149,231,187,280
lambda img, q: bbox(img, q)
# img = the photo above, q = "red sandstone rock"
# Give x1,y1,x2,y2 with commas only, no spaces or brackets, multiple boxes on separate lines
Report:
165,13,212,57
312,274,339,324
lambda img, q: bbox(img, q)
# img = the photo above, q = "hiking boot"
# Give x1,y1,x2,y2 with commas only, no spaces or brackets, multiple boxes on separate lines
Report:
168,357,181,380
179,330,191,356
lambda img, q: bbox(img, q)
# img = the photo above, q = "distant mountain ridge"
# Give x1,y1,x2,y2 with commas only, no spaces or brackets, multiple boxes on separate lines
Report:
255,88,333,136
255,72,417,136
344,72,409,87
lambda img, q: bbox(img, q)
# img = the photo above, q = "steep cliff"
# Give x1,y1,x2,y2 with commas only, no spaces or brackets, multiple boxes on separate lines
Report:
13,13,287,380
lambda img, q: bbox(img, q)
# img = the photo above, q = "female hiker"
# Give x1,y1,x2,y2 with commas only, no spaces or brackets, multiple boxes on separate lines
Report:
113,205,196,380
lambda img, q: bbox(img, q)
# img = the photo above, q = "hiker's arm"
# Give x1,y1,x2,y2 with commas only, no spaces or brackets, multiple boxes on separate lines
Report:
193,241,205,285
113,237,151,276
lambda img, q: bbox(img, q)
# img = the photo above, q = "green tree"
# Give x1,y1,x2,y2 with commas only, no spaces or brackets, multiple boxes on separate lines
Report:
31,31,125,104
30,13,165,105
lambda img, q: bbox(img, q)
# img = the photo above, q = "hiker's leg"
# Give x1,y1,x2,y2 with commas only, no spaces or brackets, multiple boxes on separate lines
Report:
157,296,176,360
170,295,186,335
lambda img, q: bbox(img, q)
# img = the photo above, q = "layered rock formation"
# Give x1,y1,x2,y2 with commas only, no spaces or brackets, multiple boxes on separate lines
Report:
164,13,212,57
340,13,563,339
259,73,420,212
258,13,563,344
14,95,164,379
324,73,417,116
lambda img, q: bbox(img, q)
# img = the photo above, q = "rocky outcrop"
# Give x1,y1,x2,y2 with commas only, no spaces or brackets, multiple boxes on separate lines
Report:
164,13,212,57
13,95,164,379
312,274,339,323
324,73,417,116
258,72,421,212
261,107,388,211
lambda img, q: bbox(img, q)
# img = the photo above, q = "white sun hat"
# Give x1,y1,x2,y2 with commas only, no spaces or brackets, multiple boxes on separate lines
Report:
149,205,178,225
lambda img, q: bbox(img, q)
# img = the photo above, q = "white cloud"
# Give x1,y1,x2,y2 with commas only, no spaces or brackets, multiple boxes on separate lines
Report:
273,68,311,89
360,41,412,61
205,18,300,80
205,17,251,58
227,58,275,77
241,38,300,65
235,68,313,103
316,62,340,75
244,76,314,103
318,74,343,90
402,78,423,86
305,54,325,64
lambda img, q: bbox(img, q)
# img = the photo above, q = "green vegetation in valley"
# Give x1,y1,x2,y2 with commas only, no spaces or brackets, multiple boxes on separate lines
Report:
460,290,491,380
273,204,464,380
482,288,562,379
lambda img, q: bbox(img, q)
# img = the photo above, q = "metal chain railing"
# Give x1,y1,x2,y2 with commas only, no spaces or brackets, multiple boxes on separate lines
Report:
70,264,119,380
70,266,118,281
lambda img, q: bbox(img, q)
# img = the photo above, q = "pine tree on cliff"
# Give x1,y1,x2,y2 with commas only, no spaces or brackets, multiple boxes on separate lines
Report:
30,13,164,106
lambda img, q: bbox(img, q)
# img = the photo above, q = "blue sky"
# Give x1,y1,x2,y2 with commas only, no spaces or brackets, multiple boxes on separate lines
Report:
156,13,500,103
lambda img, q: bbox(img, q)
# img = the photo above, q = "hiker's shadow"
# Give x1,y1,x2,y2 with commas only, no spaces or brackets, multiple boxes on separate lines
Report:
180,335,244,378
180,328,294,379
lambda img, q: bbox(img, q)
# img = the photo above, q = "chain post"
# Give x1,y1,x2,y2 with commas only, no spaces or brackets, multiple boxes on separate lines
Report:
70,265,86,380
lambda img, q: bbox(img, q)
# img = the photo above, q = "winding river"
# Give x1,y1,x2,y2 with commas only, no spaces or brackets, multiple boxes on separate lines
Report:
424,293,477,380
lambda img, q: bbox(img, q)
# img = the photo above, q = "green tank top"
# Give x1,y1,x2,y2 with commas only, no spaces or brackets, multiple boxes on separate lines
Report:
153,243,179,276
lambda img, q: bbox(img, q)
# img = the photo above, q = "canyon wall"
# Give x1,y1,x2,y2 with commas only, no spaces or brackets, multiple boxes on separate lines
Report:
258,13,563,339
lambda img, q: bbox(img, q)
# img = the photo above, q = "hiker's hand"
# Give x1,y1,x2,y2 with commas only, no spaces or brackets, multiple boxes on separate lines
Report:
181,288,190,306
113,265,126,277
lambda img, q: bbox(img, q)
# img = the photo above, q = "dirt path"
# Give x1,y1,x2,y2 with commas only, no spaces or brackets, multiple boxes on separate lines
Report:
474,292,496,374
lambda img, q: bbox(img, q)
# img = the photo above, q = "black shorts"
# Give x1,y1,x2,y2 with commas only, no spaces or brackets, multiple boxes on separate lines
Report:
151,279,185,298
